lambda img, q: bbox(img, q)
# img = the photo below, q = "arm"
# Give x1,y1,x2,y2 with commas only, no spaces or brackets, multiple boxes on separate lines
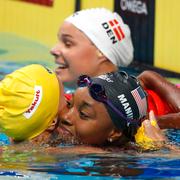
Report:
157,112,180,129
138,71,180,129
138,70,180,112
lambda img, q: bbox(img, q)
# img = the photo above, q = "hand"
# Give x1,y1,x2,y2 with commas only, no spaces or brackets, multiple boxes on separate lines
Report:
144,111,180,152
143,110,166,142
135,110,166,150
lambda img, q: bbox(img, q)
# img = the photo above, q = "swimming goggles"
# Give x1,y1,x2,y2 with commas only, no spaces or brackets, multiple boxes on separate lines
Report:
77,75,139,127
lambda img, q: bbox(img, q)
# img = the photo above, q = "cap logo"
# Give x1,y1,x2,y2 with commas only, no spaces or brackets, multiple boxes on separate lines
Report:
98,74,113,82
131,86,147,118
72,12,79,17
102,19,125,44
117,94,133,118
23,86,43,119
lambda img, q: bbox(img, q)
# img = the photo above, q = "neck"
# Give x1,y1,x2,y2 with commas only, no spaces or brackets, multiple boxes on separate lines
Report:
95,61,118,76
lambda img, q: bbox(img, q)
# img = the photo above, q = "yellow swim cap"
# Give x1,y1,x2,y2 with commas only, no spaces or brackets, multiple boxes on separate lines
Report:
0,64,60,141
135,120,158,150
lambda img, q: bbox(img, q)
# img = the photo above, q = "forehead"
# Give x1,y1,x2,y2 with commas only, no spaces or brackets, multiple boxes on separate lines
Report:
74,86,114,125
58,21,91,42
74,87,95,104
74,87,107,111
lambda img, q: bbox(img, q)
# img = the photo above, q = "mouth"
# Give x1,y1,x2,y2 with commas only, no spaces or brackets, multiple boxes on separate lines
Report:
56,63,69,69
55,56,69,70
53,125,81,146
57,124,73,137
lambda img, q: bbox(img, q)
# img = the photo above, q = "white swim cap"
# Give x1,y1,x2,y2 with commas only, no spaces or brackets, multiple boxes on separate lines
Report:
65,8,134,67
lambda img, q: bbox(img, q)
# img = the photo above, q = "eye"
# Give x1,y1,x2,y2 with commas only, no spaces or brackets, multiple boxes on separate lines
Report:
79,110,89,119
64,42,71,47
66,99,73,108
64,40,73,48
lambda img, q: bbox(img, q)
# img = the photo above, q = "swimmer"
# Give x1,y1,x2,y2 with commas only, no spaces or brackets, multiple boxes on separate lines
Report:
51,8,133,83
0,64,65,144
58,72,166,150
51,8,180,128
0,65,165,151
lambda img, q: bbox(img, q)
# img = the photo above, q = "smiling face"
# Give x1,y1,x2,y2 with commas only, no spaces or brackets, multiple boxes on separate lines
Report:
51,22,104,82
57,86,119,145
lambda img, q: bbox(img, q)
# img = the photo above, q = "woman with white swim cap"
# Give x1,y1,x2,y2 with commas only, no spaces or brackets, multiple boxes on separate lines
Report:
51,8,133,83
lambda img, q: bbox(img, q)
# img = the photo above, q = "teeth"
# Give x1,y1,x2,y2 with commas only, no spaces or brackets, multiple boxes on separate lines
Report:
55,63,68,69
58,64,67,68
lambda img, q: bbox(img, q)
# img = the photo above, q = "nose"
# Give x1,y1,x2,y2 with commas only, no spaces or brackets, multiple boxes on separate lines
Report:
59,106,77,127
50,44,61,57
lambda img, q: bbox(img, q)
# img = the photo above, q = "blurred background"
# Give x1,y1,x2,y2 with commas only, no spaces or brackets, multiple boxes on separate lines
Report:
0,0,180,79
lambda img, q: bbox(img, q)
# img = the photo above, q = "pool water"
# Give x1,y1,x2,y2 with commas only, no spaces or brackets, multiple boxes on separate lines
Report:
0,130,179,179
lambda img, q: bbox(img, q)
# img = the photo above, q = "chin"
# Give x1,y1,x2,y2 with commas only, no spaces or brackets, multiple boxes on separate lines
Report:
56,73,74,83
62,76,77,83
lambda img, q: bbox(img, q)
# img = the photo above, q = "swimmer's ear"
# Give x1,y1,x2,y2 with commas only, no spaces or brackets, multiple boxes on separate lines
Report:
96,50,106,61
97,50,103,58
46,118,58,132
107,129,122,143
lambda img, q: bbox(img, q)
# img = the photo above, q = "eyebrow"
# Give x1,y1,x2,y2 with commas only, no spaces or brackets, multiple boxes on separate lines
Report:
80,101,92,108
58,33,73,39
73,89,94,107
79,101,96,118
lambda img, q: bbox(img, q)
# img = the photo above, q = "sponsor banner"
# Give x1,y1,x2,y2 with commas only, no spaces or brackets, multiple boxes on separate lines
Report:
114,0,155,64
23,86,43,119
15,0,54,6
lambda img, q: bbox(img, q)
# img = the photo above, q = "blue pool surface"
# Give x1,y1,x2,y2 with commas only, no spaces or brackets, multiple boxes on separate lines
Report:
0,130,180,179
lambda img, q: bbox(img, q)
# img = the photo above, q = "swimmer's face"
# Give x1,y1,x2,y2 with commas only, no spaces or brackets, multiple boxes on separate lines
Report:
51,22,103,82
58,86,118,145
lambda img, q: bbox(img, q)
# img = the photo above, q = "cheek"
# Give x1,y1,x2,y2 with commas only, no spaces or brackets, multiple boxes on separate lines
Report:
75,119,112,145
71,45,97,65
75,123,97,138
68,46,98,70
